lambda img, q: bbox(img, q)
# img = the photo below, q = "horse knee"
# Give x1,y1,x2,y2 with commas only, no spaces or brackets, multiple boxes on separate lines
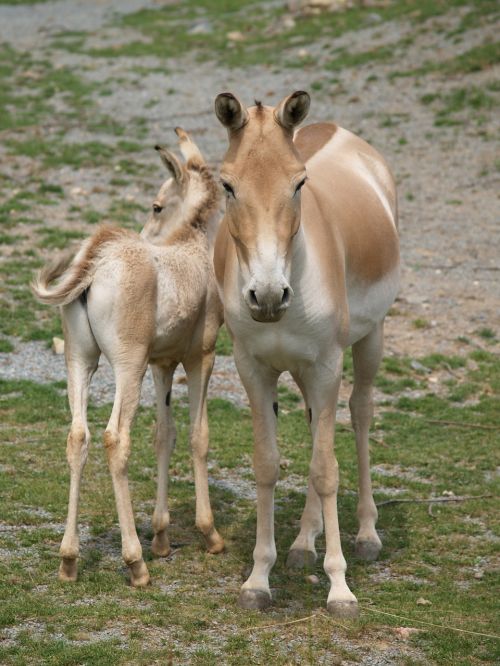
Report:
254,450,280,486
66,426,88,469
311,456,339,497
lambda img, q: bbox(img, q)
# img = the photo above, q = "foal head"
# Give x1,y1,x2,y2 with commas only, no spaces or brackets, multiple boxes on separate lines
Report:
215,91,310,323
142,128,218,243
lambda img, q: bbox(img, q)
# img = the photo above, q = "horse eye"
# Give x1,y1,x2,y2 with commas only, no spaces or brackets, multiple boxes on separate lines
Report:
222,181,235,197
152,203,163,214
294,178,307,195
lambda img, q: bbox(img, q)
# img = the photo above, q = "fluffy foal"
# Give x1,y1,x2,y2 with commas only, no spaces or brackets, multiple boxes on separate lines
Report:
32,130,224,586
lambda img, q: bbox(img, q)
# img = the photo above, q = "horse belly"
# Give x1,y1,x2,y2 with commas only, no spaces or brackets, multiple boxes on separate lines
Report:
347,268,399,345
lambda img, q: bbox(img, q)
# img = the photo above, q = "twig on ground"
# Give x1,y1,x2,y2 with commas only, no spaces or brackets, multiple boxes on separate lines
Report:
242,612,320,633
363,606,500,640
425,419,498,431
376,494,493,508
337,424,386,446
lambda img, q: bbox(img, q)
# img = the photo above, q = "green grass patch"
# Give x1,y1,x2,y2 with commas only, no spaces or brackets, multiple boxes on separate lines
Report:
0,351,498,663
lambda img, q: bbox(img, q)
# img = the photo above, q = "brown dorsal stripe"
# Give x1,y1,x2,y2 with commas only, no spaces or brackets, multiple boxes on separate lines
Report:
294,123,337,164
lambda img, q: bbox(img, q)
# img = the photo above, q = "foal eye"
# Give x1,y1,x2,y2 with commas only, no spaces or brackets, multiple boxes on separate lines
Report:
222,181,235,197
294,178,307,195
152,203,163,214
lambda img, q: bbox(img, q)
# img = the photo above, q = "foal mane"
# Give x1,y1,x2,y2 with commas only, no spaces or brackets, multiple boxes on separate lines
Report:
166,163,219,245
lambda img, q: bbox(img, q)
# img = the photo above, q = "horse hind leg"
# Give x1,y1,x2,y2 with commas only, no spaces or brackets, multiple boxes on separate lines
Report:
350,322,384,562
150,363,177,558
105,353,150,587
286,376,323,571
59,300,100,582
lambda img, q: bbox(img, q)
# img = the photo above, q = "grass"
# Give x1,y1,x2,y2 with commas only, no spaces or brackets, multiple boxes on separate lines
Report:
420,84,498,126
0,351,499,664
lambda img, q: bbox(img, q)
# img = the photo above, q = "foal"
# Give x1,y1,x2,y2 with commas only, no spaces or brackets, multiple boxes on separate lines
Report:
214,93,399,616
33,129,224,586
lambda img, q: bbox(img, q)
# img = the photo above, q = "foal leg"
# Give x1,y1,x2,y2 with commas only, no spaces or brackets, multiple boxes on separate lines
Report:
59,301,100,582
350,322,384,561
105,355,149,587
151,363,177,557
286,376,323,570
235,349,280,610
303,356,358,618
184,352,224,554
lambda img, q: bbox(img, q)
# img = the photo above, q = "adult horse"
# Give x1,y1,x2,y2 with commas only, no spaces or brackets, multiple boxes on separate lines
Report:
213,91,399,617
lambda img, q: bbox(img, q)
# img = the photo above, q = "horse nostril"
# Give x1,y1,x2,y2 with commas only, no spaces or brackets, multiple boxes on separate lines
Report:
249,290,259,307
281,287,290,306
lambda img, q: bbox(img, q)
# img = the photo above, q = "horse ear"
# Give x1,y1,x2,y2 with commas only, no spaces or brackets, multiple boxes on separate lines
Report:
274,91,310,131
175,127,205,168
154,145,185,183
215,92,249,132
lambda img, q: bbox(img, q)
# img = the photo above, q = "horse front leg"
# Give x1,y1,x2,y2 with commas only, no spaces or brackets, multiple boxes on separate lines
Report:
235,349,280,610
184,351,224,554
302,355,358,618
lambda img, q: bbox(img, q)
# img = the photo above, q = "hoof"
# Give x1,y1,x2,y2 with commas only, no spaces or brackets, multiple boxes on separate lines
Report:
238,589,272,610
355,538,382,562
205,530,225,555
59,557,78,582
327,600,359,619
286,548,317,571
152,533,171,558
129,559,151,588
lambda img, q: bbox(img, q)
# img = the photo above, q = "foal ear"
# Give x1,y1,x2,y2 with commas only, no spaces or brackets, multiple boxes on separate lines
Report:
155,145,185,183
215,92,249,132
274,91,310,131
175,127,205,167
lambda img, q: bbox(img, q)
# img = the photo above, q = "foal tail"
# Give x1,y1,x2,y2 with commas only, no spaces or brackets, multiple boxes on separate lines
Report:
32,225,127,306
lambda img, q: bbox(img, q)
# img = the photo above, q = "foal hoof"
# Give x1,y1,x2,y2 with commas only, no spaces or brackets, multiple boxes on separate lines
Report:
152,533,171,558
327,600,359,619
355,538,382,562
59,558,78,582
238,589,272,611
286,548,317,571
205,529,225,555
129,559,151,588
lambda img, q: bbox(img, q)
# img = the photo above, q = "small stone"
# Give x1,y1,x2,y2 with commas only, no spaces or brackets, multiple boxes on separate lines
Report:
394,626,420,639
473,571,484,579
187,21,213,36
227,31,245,42
442,490,455,497
411,360,431,373
280,458,291,469
416,597,432,606
70,187,88,197
305,574,319,584
52,337,65,355
297,48,310,58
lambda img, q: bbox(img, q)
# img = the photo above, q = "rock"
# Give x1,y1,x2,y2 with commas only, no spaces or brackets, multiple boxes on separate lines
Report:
305,574,320,584
411,359,431,373
297,48,310,58
52,337,65,355
226,31,245,42
394,627,420,640
187,20,213,36
416,597,432,606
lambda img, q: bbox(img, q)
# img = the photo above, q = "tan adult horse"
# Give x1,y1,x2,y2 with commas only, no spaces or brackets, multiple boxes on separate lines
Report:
33,130,224,587
213,92,399,616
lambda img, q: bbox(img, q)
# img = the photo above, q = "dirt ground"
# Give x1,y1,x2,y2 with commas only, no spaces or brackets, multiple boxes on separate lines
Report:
1,0,499,370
